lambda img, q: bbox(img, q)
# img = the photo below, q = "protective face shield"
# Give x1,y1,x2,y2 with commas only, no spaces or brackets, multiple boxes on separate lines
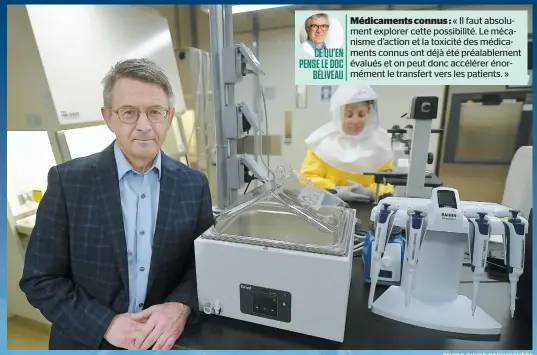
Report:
305,85,392,174
331,85,378,138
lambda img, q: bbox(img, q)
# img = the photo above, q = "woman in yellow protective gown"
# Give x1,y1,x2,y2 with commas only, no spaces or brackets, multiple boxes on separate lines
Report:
300,84,393,202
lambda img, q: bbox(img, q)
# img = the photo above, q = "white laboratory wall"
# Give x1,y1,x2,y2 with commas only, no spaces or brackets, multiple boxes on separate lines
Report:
7,131,57,217
228,28,443,173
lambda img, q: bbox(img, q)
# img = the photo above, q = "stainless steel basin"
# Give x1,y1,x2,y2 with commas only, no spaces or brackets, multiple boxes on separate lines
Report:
215,201,338,247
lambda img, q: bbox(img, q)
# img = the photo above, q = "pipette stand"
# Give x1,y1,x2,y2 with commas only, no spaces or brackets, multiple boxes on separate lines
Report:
370,190,502,335
371,236,502,335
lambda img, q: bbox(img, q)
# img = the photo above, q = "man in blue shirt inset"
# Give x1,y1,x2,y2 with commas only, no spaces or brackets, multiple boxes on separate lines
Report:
20,58,214,350
302,13,330,57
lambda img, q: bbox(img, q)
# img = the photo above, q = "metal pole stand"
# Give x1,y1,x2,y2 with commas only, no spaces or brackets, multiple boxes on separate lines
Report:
208,5,266,213
209,5,229,214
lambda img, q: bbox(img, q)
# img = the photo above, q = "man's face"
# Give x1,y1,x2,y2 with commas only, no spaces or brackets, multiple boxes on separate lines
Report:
307,16,329,46
101,77,175,163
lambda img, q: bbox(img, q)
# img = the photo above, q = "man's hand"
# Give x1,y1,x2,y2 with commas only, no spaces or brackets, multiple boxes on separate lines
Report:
104,312,150,349
131,302,191,350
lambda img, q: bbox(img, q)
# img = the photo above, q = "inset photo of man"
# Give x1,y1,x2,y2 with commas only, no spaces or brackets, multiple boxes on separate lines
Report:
298,13,344,57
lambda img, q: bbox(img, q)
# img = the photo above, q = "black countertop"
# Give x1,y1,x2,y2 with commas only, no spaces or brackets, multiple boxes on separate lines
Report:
175,203,532,350
363,171,443,188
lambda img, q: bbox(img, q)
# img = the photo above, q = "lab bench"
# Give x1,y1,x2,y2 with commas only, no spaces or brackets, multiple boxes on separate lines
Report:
14,213,36,250
15,214,35,236
174,202,532,351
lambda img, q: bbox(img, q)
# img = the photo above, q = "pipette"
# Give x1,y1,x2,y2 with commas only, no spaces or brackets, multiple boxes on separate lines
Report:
467,212,491,316
503,210,528,318
404,210,427,307
368,203,396,309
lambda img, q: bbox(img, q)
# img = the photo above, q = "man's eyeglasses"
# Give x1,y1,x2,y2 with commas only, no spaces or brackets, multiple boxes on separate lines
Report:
106,106,170,124
309,24,329,32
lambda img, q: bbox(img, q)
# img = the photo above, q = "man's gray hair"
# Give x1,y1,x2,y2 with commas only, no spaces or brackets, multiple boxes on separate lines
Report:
101,58,175,108
305,13,329,30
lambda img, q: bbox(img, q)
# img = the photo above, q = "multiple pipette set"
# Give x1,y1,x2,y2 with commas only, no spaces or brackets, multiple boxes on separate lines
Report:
363,96,529,335
366,193,529,334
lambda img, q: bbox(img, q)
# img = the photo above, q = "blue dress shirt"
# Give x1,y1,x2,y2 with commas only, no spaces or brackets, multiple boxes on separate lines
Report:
307,39,327,52
113,143,161,313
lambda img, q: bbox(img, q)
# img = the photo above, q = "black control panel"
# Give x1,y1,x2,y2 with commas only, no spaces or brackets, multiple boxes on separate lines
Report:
239,284,291,323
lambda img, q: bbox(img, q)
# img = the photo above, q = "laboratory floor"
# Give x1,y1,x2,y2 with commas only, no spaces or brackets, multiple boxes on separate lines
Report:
7,316,50,350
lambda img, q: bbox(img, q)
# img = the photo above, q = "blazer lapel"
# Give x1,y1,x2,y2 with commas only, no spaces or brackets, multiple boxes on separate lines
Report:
93,143,129,295
147,154,181,291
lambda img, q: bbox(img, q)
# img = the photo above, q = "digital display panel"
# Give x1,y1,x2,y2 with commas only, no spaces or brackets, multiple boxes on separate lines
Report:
437,190,458,209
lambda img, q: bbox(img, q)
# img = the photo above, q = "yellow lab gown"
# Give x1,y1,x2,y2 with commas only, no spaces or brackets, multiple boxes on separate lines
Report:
300,149,394,198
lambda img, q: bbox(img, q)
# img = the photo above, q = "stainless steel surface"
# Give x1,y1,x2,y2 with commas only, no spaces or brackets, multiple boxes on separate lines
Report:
209,5,229,210
237,135,282,156
252,12,261,165
205,170,355,256
223,5,239,203
215,202,338,246
455,102,523,161
252,13,260,116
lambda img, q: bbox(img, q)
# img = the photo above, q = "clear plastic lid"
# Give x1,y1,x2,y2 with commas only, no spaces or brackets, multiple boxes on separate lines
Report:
201,167,355,256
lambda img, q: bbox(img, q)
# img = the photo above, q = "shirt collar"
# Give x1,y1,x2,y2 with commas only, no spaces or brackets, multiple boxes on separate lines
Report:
307,39,326,50
113,142,162,181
